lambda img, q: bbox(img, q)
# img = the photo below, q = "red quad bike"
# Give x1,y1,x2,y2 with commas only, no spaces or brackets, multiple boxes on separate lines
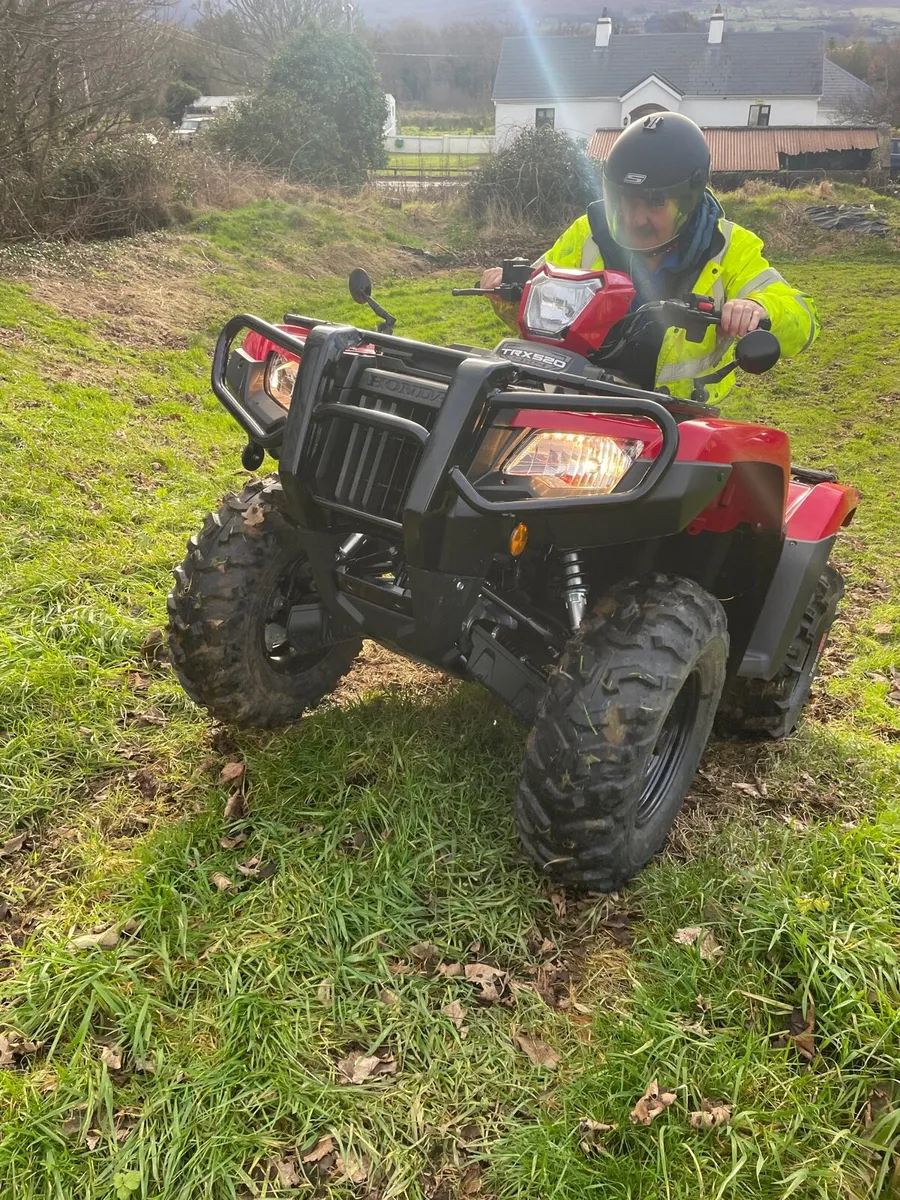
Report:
168,257,858,891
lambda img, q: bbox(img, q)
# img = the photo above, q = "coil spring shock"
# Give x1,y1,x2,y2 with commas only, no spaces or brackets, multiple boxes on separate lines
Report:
560,551,589,632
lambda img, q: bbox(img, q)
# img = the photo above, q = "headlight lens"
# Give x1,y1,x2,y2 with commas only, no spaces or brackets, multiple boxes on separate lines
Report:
523,276,603,337
264,352,298,408
503,432,644,494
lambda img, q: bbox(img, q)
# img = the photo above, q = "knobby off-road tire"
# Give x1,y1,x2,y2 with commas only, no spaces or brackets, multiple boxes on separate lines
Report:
168,478,362,727
715,565,844,741
517,575,728,892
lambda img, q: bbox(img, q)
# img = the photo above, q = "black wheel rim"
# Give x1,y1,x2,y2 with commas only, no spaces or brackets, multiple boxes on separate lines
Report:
261,560,330,676
636,670,701,827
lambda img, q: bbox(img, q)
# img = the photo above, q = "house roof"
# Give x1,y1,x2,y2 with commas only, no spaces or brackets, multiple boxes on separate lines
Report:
586,125,880,172
493,31,827,101
820,59,873,110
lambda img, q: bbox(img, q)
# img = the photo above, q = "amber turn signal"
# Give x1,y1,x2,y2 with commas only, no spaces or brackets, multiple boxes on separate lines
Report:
509,523,529,557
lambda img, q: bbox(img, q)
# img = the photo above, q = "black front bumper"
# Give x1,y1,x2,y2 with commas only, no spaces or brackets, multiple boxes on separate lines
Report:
211,316,729,665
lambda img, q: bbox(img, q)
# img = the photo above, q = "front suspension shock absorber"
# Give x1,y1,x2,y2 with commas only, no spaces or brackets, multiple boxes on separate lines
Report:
560,551,589,632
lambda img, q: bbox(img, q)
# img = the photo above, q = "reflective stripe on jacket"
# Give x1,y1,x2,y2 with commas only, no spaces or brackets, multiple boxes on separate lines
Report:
542,214,819,403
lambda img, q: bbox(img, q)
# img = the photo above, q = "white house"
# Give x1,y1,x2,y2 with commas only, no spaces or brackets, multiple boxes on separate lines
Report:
493,8,873,146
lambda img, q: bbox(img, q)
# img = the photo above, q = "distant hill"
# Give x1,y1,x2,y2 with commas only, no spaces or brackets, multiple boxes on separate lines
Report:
358,0,603,25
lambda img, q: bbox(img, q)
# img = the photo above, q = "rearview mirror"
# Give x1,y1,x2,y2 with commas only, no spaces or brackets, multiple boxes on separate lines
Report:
734,329,781,375
349,268,373,305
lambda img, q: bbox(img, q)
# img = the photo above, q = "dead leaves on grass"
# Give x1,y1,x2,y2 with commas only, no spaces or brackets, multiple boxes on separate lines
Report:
673,927,723,962
0,832,28,858
689,1100,732,1129
629,1079,677,1125
336,1049,398,1085
578,1119,617,1154
70,918,139,952
776,1000,817,1062
441,1000,468,1037
512,1030,561,1070
219,762,245,786
0,1031,42,1067
464,963,512,1005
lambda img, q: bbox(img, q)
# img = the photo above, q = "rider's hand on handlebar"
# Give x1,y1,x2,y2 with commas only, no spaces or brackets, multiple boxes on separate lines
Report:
721,299,767,338
479,267,504,292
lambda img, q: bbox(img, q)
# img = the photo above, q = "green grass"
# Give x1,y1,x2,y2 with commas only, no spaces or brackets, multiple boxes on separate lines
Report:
382,154,486,172
0,194,899,1200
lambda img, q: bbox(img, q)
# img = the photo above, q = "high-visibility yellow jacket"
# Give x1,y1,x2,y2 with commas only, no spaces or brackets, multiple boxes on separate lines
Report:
541,212,819,403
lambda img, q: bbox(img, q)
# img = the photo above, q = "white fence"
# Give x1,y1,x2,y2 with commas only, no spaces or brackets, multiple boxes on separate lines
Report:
385,134,495,155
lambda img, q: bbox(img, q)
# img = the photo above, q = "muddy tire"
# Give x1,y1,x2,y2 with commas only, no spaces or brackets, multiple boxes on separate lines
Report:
168,479,361,728
516,575,728,892
715,566,844,740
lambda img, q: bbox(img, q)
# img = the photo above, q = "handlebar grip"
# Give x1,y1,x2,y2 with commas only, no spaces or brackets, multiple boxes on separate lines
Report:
759,316,772,331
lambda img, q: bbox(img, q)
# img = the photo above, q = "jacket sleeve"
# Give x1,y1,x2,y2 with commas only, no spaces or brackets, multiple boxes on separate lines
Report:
722,225,819,358
543,215,594,268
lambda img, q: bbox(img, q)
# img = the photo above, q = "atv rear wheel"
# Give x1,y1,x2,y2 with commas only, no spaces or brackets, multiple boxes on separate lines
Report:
715,565,844,740
168,479,361,728
516,575,728,892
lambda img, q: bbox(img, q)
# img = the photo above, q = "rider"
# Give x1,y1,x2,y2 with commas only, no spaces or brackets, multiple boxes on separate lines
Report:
480,113,818,402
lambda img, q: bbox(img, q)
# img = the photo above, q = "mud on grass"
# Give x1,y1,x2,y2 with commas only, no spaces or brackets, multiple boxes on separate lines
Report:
0,207,899,1199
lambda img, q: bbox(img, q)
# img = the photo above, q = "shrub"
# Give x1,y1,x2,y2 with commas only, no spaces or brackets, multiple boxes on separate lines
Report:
210,27,387,189
468,127,600,227
165,81,202,126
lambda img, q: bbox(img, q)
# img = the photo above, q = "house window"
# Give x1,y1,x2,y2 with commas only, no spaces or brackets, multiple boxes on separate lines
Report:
748,104,771,127
535,107,555,129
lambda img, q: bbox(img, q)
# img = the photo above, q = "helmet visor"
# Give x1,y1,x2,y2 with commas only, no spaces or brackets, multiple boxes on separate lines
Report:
603,175,705,252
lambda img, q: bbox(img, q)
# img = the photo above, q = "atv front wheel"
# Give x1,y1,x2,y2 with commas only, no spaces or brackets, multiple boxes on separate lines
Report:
715,565,844,740
168,479,361,727
516,575,728,892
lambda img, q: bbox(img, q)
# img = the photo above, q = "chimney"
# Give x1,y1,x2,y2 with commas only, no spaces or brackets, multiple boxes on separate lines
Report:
595,8,612,49
708,5,724,45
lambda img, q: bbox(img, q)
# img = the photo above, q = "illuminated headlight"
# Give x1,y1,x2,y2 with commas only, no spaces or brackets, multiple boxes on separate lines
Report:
524,276,603,338
264,352,298,408
503,432,644,494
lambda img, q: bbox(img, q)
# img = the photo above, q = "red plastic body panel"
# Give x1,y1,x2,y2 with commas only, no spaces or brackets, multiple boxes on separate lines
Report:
241,325,377,364
518,265,636,357
784,480,859,539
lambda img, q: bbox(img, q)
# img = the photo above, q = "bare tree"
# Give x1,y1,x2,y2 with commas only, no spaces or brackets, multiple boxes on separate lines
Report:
0,0,171,234
195,0,347,61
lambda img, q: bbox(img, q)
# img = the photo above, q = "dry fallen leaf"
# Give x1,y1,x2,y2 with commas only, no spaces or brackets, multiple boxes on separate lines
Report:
85,1132,101,1151
513,1031,561,1070
410,942,440,973
438,962,464,978
223,791,247,822
673,927,722,961
441,1000,468,1036
380,989,399,1006
236,856,260,877
69,918,137,952
689,1100,732,1129
459,1163,483,1196
465,963,512,1004
732,780,762,799
242,503,265,530
786,1001,816,1062
273,1157,301,1188
550,892,567,920
874,624,893,636
302,1135,335,1164
599,911,638,949
317,980,333,1005
0,1031,41,1067
209,872,237,893
133,1054,155,1074
100,1045,123,1071
337,1050,397,1085
335,1153,369,1184
219,762,245,785
220,833,247,851
578,1119,617,1154
630,1079,677,1125
0,832,27,858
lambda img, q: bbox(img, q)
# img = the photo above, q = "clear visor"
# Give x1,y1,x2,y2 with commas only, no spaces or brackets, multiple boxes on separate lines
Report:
603,177,704,252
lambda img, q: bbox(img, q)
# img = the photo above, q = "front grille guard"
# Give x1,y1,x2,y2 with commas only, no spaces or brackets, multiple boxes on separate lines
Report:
210,316,681,530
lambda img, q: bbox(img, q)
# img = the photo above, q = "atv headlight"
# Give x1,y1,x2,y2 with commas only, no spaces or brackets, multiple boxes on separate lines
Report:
503,432,644,494
523,275,603,338
264,352,298,408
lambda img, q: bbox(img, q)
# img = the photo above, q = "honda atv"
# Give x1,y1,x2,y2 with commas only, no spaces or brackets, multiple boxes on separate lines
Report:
168,258,858,891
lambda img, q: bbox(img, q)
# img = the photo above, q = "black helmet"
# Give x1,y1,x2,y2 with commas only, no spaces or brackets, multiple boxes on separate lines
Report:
602,112,711,252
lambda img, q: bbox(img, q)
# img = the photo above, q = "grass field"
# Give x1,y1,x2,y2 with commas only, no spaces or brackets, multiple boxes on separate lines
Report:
0,191,899,1200
379,154,486,175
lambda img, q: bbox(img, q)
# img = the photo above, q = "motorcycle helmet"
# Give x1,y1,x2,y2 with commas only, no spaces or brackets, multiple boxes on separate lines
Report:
602,113,711,253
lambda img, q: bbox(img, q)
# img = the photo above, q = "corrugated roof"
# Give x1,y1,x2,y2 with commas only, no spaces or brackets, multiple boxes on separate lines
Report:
586,125,880,171
493,31,826,101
